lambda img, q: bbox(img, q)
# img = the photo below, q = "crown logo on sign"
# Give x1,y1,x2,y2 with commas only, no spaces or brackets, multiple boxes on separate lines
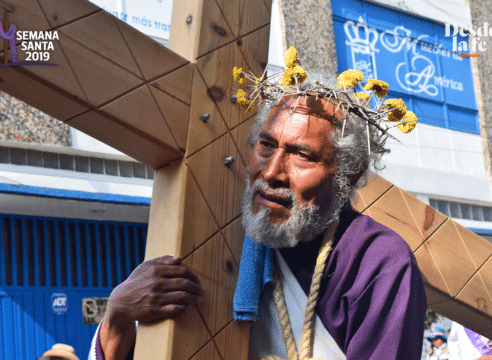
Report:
344,16,379,53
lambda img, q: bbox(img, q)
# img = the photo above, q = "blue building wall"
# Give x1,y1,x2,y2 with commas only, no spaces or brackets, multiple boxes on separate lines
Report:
0,214,147,360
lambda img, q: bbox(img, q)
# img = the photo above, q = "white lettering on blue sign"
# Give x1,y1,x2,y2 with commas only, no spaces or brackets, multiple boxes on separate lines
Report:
51,292,68,315
396,55,438,96
343,17,464,98
344,17,379,79
380,26,426,55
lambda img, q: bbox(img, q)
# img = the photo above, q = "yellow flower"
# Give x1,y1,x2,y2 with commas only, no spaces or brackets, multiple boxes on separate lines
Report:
281,65,307,87
397,111,418,133
363,79,389,98
384,98,407,121
337,69,364,89
353,92,370,101
232,66,246,86
284,46,299,68
236,89,254,111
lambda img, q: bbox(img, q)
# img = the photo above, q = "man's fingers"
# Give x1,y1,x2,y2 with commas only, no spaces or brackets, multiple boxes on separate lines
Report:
154,277,205,295
140,257,202,288
157,265,202,286
140,304,192,323
159,291,204,306
158,304,191,319
153,255,182,266
139,296,202,322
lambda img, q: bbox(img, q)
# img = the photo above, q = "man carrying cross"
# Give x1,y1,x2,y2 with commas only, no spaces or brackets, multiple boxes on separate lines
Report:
90,65,427,359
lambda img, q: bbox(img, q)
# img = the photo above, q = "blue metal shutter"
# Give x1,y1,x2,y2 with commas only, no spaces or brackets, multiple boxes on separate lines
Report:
0,214,147,360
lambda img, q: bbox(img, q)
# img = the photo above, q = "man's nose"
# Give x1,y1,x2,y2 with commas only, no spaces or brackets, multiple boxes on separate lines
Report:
262,150,288,185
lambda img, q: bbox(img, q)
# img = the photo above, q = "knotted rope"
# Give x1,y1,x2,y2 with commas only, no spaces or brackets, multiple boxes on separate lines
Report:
261,222,338,360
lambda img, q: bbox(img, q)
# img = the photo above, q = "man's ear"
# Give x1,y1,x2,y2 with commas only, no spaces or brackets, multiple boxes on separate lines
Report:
349,164,368,188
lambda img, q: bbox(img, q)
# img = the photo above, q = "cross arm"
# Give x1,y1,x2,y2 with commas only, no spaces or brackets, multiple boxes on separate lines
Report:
0,0,192,169
354,173,492,338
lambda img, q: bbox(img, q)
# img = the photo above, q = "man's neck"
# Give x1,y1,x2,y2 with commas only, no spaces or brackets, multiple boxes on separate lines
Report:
278,231,325,295
277,204,356,295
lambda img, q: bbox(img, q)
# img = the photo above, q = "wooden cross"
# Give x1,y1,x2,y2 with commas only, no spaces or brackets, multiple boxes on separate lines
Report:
2,1,492,359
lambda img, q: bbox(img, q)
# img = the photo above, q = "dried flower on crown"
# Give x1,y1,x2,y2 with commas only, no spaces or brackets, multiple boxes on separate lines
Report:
364,79,389,98
383,98,407,121
397,111,418,134
230,46,418,143
281,65,308,88
236,89,254,112
233,66,246,86
284,46,299,68
337,69,364,89
353,92,370,102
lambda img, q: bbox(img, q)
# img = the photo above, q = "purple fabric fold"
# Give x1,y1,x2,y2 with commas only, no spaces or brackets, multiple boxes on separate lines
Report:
279,206,427,360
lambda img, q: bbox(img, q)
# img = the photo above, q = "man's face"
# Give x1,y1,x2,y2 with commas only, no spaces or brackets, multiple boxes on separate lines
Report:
242,97,345,248
249,97,339,223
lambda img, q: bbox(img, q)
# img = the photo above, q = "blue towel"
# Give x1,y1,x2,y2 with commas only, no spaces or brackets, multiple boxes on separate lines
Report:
233,235,273,321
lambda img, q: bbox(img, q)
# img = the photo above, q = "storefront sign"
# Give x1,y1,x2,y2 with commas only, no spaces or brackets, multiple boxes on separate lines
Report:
88,0,172,41
82,297,108,325
333,0,479,133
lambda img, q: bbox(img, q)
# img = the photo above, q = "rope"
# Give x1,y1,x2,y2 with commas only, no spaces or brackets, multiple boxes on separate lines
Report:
299,223,337,360
261,222,338,360
273,263,299,360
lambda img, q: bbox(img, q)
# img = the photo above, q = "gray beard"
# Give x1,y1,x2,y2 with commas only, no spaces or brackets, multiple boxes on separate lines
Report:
242,177,343,248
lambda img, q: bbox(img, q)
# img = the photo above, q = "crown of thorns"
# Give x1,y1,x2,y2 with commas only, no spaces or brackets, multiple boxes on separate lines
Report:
232,46,418,149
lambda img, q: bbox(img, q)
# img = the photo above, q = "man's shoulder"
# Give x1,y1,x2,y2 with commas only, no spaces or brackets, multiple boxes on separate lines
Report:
337,207,415,267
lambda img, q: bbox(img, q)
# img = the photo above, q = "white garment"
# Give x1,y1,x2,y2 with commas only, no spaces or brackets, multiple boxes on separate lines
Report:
88,323,101,360
249,251,346,359
447,322,481,360
427,343,450,360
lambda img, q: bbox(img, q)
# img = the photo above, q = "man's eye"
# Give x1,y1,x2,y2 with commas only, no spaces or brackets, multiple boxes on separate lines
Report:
259,140,274,148
296,152,312,160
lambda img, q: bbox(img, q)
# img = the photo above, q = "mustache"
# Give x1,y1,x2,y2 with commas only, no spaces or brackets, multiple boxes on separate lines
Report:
250,178,295,205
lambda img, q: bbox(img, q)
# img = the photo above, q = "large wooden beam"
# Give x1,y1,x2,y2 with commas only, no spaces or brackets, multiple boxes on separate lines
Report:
0,0,190,169
132,0,271,358
353,174,492,338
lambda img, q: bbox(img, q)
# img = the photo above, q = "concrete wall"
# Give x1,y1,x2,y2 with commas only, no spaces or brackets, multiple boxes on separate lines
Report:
0,93,71,146
277,0,339,77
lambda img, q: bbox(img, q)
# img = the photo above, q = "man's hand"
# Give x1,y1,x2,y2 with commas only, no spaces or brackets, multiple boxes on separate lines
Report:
106,255,204,324
99,255,204,360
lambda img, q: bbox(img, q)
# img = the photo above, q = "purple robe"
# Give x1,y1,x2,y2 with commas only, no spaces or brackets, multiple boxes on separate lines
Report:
92,206,427,360
279,206,427,359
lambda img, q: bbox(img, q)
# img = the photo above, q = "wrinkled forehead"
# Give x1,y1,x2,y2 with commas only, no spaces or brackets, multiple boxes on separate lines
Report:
268,96,346,124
